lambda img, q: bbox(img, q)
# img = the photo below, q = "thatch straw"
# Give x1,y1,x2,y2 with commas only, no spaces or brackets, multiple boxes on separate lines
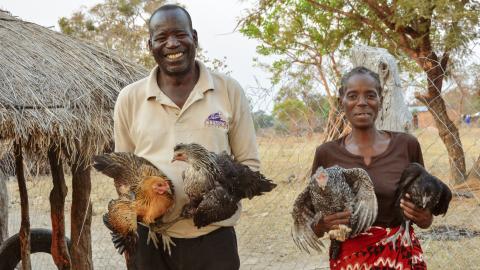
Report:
0,10,148,163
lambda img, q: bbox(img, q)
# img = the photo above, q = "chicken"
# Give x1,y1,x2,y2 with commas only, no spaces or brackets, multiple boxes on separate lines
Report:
103,198,137,269
93,153,175,260
292,166,377,259
385,162,452,248
172,143,277,228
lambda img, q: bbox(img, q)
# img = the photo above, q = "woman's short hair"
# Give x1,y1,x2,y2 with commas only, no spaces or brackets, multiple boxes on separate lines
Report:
338,66,382,97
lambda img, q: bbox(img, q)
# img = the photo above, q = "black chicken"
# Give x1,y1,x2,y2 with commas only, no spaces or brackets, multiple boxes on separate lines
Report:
292,166,378,258
172,143,277,228
385,162,452,248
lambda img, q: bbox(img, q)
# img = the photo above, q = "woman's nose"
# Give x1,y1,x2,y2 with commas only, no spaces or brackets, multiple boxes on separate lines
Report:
357,95,368,105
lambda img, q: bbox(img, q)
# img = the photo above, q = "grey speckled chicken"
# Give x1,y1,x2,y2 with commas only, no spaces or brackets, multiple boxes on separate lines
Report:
292,166,378,259
172,143,277,228
385,162,452,248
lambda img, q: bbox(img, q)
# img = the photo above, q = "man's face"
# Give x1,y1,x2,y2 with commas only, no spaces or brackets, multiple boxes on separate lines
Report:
148,9,198,76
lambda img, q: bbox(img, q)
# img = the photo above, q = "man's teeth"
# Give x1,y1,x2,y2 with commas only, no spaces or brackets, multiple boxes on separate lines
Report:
166,52,183,59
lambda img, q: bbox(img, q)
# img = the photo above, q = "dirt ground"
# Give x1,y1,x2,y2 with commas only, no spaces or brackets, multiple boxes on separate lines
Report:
5,127,480,269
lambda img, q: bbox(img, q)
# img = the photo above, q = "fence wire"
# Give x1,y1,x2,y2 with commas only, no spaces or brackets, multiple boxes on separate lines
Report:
2,49,480,270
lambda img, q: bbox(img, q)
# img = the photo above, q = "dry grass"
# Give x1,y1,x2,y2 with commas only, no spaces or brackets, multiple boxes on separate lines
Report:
5,127,480,269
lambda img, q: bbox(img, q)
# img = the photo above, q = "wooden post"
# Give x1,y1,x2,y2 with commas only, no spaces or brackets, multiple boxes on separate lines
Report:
14,141,31,270
70,158,93,270
0,169,8,245
48,145,71,270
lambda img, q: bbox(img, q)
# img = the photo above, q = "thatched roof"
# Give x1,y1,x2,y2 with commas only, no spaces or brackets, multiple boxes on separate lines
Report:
0,10,148,163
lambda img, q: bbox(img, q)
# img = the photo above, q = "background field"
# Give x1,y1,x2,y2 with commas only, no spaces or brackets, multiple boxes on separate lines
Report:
5,127,480,269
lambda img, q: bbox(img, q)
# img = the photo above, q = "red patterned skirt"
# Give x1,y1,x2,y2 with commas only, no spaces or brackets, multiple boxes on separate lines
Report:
329,226,427,270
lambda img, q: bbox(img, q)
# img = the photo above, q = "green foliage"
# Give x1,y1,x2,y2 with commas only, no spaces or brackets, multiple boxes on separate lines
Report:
59,0,163,68
273,98,309,123
59,0,228,71
240,0,480,95
252,110,274,130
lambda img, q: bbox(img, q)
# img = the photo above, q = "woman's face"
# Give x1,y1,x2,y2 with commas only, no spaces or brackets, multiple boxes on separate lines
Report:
340,73,381,130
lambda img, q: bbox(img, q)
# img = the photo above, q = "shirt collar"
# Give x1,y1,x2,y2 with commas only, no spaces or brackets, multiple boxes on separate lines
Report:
145,61,215,105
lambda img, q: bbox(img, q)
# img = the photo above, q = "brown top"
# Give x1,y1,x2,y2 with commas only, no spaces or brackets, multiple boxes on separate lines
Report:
311,131,424,227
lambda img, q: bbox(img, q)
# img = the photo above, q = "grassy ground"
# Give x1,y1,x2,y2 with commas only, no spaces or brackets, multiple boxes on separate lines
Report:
5,127,480,269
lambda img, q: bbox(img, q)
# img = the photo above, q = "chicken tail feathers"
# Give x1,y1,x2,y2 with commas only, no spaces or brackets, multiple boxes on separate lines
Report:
242,170,277,199
92,154,125,180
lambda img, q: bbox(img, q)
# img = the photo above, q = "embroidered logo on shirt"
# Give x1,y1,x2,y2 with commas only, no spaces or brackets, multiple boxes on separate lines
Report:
205,112,229,129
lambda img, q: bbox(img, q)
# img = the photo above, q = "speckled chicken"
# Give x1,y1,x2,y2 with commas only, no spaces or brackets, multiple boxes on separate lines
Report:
93,152,175,264
385,162,452,248
172,143,277,228
292,166,378,259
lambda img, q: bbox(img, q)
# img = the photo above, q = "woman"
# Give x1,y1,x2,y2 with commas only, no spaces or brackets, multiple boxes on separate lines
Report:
311,67,430,269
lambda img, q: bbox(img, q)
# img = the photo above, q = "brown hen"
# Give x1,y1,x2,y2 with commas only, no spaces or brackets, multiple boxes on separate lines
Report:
93,153,175,267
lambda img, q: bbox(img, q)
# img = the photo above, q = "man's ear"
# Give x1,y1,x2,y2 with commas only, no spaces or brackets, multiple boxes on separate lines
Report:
193,29,198,47
147,37,152,52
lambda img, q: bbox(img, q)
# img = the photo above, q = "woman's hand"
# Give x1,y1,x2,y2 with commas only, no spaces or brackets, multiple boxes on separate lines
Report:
311,211,351,237
400,193,433,229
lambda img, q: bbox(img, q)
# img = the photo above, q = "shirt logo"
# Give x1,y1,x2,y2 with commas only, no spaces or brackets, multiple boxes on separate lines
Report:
205,112,229,129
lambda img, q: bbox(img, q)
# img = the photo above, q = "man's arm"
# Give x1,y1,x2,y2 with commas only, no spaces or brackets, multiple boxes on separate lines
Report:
114,91,135,153
227,80,260,171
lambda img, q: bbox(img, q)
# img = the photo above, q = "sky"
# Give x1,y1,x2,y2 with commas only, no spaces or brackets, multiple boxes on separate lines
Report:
0,0,274,109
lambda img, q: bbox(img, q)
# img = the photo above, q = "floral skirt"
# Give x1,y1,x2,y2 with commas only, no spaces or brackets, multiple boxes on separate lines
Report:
329,226,427,270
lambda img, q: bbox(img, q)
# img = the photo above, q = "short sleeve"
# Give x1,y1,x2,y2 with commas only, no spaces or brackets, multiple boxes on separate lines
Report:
408,136,424,166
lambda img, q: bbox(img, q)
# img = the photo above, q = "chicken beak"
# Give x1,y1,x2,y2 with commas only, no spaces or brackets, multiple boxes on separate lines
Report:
422,196,428,208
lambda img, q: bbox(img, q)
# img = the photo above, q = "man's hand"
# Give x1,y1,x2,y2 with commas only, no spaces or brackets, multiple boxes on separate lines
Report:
400,193,433,229
311,211,351,237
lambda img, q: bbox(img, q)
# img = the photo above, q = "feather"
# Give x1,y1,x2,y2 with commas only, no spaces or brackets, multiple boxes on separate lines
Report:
291,166,377,258
93,152,176,257
173,143,276,228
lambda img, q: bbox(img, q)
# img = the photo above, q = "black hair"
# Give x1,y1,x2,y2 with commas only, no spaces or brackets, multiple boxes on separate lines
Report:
338,66,382,97
148,4,193,33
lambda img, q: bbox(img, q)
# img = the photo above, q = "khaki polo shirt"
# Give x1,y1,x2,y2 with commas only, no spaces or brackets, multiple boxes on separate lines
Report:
113,61,260,238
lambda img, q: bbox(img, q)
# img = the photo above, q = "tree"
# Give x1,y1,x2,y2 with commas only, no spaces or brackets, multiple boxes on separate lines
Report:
273,98,310,135
241,0,480,184
253,110,274,130
59,0,228,71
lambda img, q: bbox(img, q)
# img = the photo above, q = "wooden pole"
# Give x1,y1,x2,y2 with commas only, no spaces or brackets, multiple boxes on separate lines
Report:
48,145,71,270
70,157,93,270
14,141,31,270
0,169,8,245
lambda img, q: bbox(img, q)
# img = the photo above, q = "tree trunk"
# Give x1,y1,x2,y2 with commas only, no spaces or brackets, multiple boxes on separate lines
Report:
0,169,8,245
70,159,93,270
48,145,71,270
416,54,466,184
14,141,31,270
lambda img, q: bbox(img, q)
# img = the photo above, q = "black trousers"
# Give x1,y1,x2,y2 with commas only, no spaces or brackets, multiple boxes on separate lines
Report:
133,226,240,270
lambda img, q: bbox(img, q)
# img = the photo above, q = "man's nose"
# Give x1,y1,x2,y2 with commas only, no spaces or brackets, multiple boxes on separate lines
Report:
166,36,180,48
357,95,368,105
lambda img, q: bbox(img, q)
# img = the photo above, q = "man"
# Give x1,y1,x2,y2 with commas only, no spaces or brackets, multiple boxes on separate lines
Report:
113,4,259,269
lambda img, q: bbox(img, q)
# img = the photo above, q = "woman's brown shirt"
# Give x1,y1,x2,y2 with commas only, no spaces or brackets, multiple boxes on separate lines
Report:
311,131,424,227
